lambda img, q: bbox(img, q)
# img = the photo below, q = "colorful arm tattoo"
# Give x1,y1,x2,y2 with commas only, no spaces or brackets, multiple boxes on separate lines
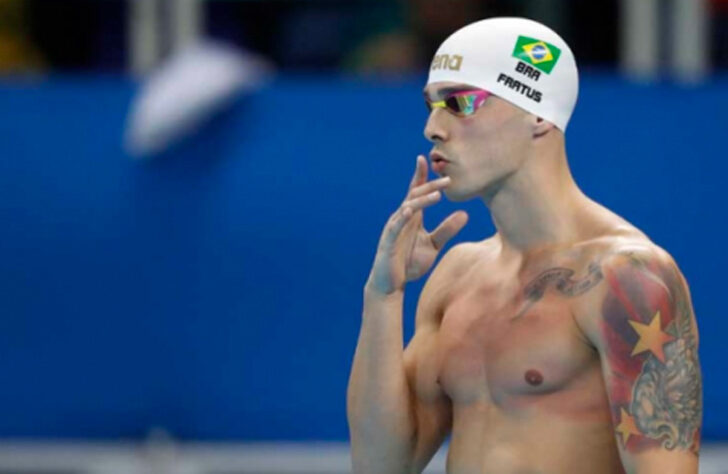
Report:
601,251,702,455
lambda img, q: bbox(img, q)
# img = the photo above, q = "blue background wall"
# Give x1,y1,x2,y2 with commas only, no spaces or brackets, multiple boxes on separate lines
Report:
0,75,725,440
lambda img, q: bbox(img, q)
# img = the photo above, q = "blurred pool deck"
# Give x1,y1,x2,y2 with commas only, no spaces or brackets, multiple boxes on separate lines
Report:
0,441,725,473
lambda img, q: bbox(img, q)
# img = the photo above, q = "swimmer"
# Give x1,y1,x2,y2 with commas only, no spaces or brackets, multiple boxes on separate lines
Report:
347,17,702,474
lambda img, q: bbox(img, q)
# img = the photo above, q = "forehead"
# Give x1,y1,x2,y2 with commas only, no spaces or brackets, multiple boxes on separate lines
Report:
423,81,479,99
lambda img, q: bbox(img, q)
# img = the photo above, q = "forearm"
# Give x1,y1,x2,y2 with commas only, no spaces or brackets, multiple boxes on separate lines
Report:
347,287,416,473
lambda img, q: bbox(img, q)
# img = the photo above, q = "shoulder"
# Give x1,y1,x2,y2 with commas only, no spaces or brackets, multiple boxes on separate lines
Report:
576,235,696,347
597,237,686,293
415,238,494,326
569,227,683,285
436,240,487,273
428,236,498,282
598,239,694,322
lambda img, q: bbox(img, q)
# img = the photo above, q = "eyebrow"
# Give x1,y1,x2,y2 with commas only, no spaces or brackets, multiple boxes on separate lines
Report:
422,86,475,99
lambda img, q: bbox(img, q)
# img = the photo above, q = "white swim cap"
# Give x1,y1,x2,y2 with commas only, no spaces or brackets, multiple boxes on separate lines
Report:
427,17,579,131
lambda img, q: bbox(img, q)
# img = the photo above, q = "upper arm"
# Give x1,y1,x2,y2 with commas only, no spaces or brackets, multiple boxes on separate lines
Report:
590,248,702,473
402,244,471,472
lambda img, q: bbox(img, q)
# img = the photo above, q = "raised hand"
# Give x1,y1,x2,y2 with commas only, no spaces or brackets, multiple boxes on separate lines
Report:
366,155,469,296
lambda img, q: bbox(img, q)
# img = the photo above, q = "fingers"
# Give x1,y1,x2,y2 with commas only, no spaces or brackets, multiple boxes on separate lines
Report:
408,176,451,200
407,155,450,202
429,211,469,250
383,190,441,248
408,155,428,193
384,202,417,247
402,189,442,214
385,154,449,251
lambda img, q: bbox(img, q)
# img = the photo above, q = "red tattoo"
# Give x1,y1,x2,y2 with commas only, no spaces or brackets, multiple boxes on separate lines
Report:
601,252,701,454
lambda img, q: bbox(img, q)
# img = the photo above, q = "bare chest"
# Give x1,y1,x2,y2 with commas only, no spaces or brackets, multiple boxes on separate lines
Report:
417,262,603,408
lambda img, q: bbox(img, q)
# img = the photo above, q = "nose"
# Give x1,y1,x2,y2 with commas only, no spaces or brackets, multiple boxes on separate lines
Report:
423,108,450,143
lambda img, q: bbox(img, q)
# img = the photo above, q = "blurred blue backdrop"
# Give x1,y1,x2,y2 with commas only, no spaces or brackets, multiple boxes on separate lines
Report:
0,74,725,441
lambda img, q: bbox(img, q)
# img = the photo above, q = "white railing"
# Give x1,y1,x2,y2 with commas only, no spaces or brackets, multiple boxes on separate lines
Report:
0,441,725,474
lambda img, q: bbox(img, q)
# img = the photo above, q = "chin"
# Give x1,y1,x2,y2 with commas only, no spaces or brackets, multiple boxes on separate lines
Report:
443,185,478,203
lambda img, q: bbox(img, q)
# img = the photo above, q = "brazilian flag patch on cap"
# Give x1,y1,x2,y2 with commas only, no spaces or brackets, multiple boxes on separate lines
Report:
512,36,561,74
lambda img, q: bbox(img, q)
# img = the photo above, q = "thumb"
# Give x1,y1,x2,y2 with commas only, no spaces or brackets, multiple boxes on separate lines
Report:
429,211,469,250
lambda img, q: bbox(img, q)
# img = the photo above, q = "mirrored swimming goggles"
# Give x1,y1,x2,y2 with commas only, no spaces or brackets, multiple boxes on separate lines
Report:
425,89,492,117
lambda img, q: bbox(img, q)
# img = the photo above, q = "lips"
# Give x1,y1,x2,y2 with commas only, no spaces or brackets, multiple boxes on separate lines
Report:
430,152,450,173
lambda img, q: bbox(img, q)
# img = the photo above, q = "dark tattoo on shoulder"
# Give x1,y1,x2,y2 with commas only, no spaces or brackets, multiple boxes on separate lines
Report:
513,262,603,319
524,261,604,300
601,252,702,454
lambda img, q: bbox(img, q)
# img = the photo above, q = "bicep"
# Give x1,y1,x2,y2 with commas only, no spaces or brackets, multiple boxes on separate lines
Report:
403,329,452,473
596,251,702,472
401,254,457,472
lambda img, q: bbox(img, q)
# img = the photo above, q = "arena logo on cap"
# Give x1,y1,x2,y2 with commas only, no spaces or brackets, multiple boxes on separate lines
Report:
511,36,561,74
430,54,463,71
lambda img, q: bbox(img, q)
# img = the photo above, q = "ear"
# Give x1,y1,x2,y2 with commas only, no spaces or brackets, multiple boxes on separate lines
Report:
532,116,555,138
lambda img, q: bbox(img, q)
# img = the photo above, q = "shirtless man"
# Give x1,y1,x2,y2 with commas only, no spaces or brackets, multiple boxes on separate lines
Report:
347,18,702,474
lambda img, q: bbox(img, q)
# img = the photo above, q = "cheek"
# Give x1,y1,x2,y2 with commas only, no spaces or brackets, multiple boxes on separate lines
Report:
458,123,504,168
449,110,529,178
469,114,530,160
455,120,494,156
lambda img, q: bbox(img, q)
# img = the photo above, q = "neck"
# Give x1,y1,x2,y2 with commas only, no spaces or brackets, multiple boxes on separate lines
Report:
482,134,593,258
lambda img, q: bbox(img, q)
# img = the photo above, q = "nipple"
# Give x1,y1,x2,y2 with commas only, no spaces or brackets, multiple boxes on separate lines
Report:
524,369,543,386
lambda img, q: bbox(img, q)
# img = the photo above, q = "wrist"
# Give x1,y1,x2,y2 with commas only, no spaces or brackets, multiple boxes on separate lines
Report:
363,282,404,301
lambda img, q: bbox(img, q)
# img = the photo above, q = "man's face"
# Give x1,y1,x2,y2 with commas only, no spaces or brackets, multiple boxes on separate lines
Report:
423,81,533,202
